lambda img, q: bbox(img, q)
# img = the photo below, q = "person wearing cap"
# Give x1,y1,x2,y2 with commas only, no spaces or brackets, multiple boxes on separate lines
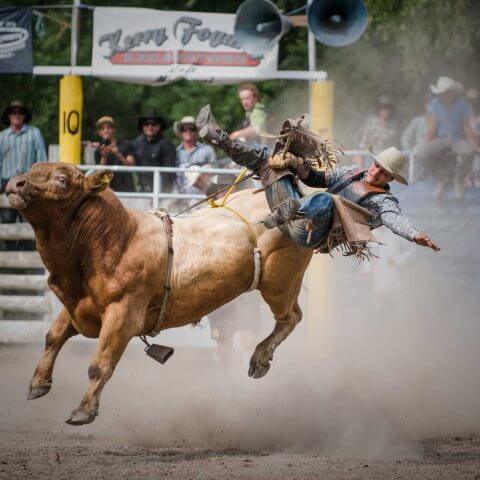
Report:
356,95,398,165
196,105,439,252
131,113,176,192
0,101,46,243
174,115,216,192
93,116,136,192
416,76,479,199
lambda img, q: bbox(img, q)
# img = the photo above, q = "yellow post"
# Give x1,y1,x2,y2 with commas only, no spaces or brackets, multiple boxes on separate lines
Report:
59,75,83,164
305,80,335,341
309,80,334,140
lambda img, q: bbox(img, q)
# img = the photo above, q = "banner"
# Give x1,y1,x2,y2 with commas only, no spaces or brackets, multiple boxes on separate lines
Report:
0,7,33,74
92,7,278,85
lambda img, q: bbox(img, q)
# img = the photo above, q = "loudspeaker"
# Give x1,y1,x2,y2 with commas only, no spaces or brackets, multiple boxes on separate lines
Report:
234,0,292,57
307,0,368,47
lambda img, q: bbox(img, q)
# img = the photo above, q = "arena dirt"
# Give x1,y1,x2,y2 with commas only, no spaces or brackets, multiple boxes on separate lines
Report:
1,204,480,479
2,307,480,480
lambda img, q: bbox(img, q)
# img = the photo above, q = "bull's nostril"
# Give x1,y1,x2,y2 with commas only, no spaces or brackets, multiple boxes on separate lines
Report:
16,180,26,188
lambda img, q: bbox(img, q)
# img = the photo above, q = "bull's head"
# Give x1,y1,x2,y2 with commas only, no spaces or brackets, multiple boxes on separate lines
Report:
5,162,113,221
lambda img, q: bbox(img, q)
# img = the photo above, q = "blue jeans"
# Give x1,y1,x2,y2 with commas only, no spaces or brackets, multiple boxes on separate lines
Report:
266,177,334,249
230,142,334,249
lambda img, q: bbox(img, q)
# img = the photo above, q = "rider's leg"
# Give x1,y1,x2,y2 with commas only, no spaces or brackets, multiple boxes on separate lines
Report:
197,105,333,249
196,104,270,170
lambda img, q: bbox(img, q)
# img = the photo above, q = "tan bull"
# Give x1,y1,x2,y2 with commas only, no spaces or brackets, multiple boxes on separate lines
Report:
5,163,312,425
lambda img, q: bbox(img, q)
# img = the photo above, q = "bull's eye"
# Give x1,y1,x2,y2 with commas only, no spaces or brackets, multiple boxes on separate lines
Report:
55,176,67,186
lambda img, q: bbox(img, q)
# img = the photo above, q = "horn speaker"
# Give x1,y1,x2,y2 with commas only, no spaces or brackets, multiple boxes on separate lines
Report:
234,0,368,56
307,0,368,47
234,0,292,57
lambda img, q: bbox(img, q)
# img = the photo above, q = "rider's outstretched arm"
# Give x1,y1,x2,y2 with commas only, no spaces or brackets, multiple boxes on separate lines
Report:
374,197,440,251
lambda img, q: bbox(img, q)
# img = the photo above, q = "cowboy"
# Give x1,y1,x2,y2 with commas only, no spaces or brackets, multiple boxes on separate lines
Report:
196,105,440,255
0,101,46,191
93,116,136,192
174,115,216,192
131,112,176,192
0,101,46,248
416,76,479,199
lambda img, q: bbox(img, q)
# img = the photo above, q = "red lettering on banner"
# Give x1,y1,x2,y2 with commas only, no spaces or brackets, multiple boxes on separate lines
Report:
109,50,260,67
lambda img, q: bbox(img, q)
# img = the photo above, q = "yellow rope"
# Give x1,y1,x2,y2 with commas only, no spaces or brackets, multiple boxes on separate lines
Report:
208,167,248,207
208,168,258,247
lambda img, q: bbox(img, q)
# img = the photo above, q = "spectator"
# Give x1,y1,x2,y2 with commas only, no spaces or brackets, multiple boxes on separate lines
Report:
416,76,479,199
466,88,480,188
183,165,212,195
174,115,216,192
0,101,46,249
230,83,267,143
356,95,397,165
400,95,430,181
93,116,136,192
131,113,176,192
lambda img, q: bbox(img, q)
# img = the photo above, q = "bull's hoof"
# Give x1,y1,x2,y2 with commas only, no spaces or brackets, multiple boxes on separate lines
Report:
28,383,51,400
248,358,271,379
65,409,96,426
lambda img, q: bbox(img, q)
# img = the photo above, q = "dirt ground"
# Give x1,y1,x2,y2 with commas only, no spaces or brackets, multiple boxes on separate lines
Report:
1,341,480,480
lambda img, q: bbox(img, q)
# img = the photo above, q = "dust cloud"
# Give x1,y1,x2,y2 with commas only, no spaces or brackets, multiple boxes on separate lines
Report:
1,211,479,458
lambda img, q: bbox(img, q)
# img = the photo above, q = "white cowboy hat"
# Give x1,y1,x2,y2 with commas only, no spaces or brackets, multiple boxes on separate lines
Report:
174,115,197,137
430,76,463,95
184,165,208,188
370,146,408,185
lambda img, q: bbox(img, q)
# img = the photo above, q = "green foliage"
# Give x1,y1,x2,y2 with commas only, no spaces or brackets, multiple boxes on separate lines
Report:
1,0,479,148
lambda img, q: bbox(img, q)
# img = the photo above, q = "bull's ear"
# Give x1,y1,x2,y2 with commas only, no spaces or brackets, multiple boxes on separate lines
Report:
84,170,113,193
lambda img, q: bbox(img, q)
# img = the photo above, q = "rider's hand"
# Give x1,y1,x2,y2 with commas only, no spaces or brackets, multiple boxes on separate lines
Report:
269,152,301,170
414,232,441,251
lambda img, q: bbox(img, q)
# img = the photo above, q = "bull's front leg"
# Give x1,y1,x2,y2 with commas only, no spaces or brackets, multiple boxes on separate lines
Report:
29,307,77,400
65,300,142,426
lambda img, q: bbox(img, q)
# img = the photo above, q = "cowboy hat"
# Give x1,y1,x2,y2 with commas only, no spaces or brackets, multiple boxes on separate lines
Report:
370,146,408,185
137,112,168,131
173,115,197,137
184,165,209,188
430,76,463,95
1,101,32,126
377,94,394,108
95,115,115,128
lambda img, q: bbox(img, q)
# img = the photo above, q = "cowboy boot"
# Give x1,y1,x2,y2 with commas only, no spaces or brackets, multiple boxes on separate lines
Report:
196,104,269,171
262,197,303,229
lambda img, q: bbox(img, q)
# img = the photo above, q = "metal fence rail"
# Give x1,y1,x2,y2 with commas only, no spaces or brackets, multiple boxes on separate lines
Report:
78,150,414,207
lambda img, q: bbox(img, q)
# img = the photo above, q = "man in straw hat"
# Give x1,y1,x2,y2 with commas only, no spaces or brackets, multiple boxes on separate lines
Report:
174,115,215,192
93,115,136,192
197,105,440,256
416,76,479,200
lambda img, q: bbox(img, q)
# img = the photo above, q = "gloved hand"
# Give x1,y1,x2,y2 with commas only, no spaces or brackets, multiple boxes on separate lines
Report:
268,151,302,170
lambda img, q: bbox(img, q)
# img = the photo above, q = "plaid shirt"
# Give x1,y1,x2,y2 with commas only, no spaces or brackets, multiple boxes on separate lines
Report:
0,125,47,180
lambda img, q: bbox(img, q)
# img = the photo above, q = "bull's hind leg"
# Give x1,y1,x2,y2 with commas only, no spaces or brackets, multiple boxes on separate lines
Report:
249,283,303,379
65,300,141,426
28,308,77,400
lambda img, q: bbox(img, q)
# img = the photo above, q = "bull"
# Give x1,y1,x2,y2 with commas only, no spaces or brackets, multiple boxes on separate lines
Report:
6,163,311,425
